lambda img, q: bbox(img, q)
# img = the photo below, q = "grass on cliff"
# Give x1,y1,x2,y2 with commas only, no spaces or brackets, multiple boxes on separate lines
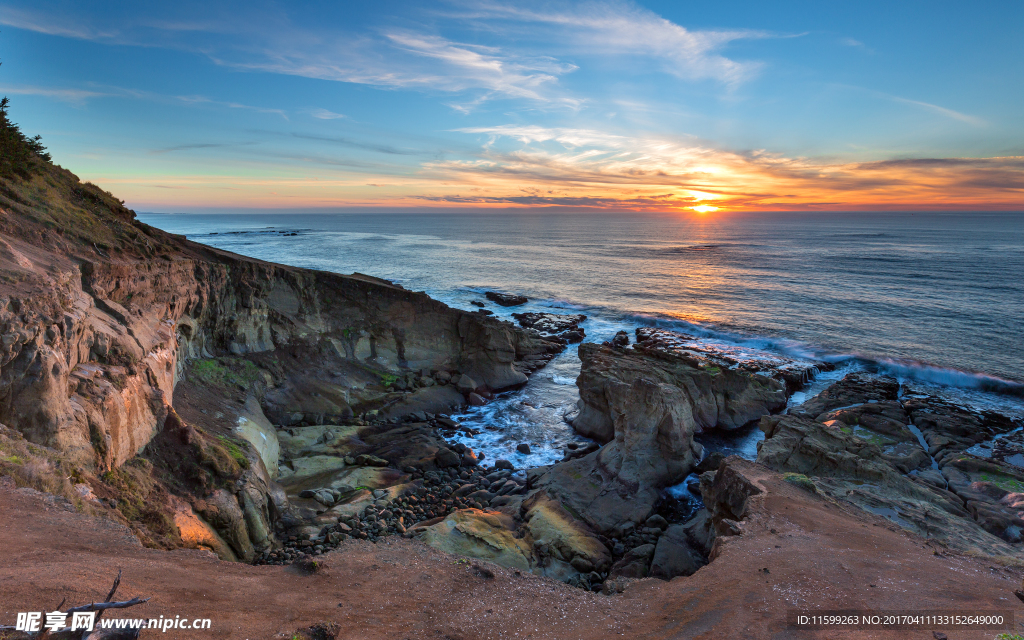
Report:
0,424,85,509
0,95,180,262
189,357,267,392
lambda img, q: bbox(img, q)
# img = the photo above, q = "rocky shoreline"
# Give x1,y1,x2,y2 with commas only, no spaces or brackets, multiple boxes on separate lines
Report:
2,152,1024,637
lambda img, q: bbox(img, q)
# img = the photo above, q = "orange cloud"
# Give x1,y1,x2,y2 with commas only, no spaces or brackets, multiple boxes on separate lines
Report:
90,127,1024,212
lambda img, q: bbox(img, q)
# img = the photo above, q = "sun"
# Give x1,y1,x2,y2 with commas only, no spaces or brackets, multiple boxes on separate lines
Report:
690,205,720,213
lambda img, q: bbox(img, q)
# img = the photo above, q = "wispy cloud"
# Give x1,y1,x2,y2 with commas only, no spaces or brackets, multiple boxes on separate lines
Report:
5,1,762,110
0,83,109,104
456,1,768,85
210,31,581,112
309,108,347,120
889,96,984,126
173,94,288,119
833,84,985,126
0,5,118,40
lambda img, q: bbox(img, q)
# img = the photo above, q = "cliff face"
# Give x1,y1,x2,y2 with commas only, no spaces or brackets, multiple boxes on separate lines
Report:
0,161,556,560
0,163,544,472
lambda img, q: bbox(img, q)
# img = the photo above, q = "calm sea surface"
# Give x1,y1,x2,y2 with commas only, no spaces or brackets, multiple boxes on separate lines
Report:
140,211,1024,464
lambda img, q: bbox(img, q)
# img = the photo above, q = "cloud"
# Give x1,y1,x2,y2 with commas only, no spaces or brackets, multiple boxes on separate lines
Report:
310,108,347,120
833,84,985,126
210,31,581,111
0,83,109,104
0,5,118,40
889,96,984,126
411,125,1024,211
288,132,415,156
173,94,288,119
457,1,767,85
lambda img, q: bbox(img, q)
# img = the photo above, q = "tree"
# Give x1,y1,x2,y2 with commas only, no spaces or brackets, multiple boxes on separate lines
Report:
0,62,51,178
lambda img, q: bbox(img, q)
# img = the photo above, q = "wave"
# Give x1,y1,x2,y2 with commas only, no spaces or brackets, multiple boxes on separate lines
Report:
595,310,1024,398
826,355,1024,397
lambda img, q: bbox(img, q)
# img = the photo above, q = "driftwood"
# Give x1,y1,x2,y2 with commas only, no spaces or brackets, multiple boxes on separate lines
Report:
0,570,150,640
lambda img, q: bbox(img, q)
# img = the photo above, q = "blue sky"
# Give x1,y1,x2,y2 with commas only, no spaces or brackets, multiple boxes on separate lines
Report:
1,0,1022,211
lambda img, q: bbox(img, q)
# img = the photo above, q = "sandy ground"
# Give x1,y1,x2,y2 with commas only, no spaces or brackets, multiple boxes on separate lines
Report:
1,462,1022,640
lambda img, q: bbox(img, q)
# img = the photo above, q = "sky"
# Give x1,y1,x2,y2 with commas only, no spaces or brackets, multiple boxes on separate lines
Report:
1,0,1022,213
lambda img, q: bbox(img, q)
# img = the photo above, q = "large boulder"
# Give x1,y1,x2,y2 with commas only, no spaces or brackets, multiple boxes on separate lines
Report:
532,376,703,532
649,524,705,579
485,291,528,307
416,509,534,570
608,544,656,579
522,492,611,572
572,342,786,443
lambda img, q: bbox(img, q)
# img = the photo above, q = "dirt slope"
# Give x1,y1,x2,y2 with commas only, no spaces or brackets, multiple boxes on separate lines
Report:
1,460,1020,640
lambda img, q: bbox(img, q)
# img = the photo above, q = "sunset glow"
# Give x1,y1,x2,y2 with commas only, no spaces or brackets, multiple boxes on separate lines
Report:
1,1,1020,213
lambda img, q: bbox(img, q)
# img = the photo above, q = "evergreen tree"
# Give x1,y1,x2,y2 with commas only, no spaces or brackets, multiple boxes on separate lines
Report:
0,62,51,179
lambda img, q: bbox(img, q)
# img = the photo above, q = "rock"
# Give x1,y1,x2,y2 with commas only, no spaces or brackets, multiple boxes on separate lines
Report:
434,370,452,384
468,392,487,406
644,514,668,530
649,524,705,579
494,459,514,470
511,312,587,342
467,490,496,504
570,556,594,573
516,443,531,455
485,291,528,307
696,451,726,474
533,374,704,533
456,374,479,394
461,450,480,467
758,406,1020,556
610,331,629,348
608,544,656,579
434,448,461,468
573,342,787,444
355,454,388,467
700,458,763,522
634,327,829,394
417,509,533,570
524,492,612,571
471,301,486,307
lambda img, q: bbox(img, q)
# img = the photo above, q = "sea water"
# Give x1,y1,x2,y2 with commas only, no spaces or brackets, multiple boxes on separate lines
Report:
140,211,1024,465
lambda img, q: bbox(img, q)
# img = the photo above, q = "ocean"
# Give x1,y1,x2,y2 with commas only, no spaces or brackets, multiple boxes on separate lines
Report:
139,211,1024,467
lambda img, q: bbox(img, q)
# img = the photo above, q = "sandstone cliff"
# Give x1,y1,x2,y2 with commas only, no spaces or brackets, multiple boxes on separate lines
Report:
0,159,556,560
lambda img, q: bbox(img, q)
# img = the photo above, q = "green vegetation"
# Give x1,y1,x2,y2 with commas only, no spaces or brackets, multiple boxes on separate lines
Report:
216,436,251,470
782,472,817,493
979,472,1024,493
0,95,50,179
190,357,264,390
379,373,398,387
0,425,82,508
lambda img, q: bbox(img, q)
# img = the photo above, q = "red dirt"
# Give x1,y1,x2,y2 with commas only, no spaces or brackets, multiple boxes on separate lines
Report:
1,460,1021,640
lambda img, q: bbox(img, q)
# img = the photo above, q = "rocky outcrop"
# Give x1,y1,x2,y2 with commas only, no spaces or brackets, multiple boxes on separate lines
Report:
572,341,786,443
532,375,705,532
512,312,586,344
485,291,527,307
634,328,829,393
526,339,787,536
759,373,1024,558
